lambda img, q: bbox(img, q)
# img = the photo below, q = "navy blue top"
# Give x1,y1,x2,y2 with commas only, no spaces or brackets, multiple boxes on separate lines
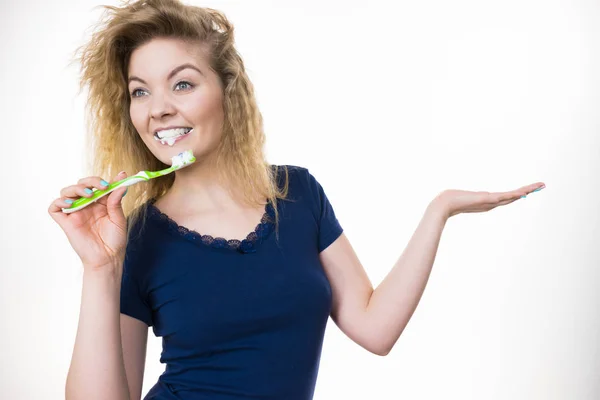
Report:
120,165,344,400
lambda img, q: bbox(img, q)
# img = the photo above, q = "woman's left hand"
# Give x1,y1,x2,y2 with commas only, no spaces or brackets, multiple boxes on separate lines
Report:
434,182,546,218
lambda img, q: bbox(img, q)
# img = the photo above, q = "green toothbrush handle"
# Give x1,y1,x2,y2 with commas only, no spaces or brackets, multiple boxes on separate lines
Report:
66,175,149,210
62,159,186,213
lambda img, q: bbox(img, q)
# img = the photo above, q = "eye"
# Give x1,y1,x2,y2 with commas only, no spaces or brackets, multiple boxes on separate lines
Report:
130,88,147,98
175,81,194,91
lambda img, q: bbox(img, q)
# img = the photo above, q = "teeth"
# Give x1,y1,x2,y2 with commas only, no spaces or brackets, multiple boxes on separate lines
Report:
155,127,191,139
153,128,192,147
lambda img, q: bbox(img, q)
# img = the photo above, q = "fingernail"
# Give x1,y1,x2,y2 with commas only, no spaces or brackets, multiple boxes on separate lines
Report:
65,199,74,204
123,188,128,197
84,188,93,194
100,180,109,187
521,195,527,199
532,187,544,192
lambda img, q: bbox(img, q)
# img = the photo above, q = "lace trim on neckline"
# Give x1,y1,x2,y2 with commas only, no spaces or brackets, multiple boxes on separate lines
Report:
146,198,275,254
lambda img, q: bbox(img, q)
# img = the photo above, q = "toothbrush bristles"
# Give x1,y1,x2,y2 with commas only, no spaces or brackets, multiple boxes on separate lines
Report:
171,149,196,168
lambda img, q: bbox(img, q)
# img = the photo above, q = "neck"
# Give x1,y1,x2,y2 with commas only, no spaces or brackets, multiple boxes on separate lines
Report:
163,156,244,213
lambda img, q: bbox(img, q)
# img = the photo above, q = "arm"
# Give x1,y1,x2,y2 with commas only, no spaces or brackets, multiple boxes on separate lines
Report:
366,199,447,354
321,198,447,356
66,263,134,400
121,314,149,400
321,183,543,356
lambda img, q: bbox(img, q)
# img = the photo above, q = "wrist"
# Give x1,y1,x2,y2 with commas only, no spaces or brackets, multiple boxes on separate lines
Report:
83,254,125,275
428,193,452,221
82,266,123,287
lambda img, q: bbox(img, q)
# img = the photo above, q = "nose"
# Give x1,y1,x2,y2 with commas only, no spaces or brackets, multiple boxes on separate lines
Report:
149,92,176,120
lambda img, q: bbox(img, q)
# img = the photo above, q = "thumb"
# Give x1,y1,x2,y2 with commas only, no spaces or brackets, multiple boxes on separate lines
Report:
106,171,128,225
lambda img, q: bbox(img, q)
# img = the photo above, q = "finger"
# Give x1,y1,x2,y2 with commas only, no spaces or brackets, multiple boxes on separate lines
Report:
493,182,545,202
105,171,129,228
510,183,545,200
490,191,519,203
108,171,128,199
57,184,96,210
77,176,111,190
109,171,127,184
57,173,125,210
518,182,546,194
528,182,546,193
481,196,519,213
96,171,127,207
498,197,519,207
492,186,539,207
48,196,73,216
60,181,105,200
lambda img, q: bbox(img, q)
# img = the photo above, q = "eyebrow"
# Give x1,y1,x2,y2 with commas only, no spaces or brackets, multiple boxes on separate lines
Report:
128,63,204,85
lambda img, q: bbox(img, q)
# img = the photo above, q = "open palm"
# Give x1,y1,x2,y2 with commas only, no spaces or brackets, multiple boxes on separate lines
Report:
438,182,546,218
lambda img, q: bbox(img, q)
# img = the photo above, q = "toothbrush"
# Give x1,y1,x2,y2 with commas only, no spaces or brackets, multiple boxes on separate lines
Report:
62,149,196,214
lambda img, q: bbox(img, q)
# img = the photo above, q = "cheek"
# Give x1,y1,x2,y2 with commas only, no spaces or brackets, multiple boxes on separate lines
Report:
129,106,149,140
129,105,142,128
185,91,224,120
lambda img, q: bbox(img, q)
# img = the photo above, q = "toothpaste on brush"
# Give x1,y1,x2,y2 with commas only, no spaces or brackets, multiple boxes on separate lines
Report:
172,150,195,168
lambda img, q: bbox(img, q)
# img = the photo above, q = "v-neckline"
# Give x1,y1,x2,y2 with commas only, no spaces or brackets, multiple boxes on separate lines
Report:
145,198,276,254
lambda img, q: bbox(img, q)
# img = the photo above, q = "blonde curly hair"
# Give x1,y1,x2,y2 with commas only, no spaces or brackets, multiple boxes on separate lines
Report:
72,0,289,240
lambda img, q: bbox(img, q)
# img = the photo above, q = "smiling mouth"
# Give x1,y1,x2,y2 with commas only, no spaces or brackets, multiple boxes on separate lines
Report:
154,128,193,146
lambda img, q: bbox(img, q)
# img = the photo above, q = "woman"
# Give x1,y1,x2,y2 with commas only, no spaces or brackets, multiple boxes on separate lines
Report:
48,0,545,399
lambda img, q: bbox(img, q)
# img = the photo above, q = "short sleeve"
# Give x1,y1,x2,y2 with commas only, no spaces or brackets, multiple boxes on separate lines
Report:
120,239,153,326
302,168,344,252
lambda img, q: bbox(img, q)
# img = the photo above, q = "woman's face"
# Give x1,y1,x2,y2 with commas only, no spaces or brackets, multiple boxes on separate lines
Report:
127,37,225,166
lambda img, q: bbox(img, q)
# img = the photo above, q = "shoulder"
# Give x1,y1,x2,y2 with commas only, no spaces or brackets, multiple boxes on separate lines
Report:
271,164,308,177
271,164,335,212
271,164,316,187
271,164,318,197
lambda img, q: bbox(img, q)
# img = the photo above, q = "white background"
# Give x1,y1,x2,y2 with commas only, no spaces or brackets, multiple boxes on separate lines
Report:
1,0,599,399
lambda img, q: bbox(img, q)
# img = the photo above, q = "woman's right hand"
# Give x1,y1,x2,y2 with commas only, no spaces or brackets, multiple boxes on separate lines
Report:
48,171,130,271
